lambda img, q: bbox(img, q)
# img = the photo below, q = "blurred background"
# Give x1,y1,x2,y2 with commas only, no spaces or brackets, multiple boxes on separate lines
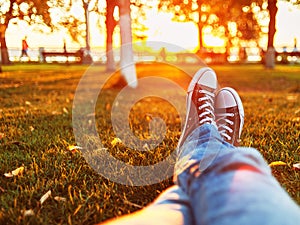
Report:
1,0,300,65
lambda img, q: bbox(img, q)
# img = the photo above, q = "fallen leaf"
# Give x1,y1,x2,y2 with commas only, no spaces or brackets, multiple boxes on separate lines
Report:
29,126,34,132
0,132,5,139
293,163,300,171
12,166,24,176
40,190,51,205
63,107,69,114
68,145,82,153
3,173,14,178
4,166,24,178
54,196,67,202
111,137,122,147
23,209,35,217
269,161,287,167
25,101,31,106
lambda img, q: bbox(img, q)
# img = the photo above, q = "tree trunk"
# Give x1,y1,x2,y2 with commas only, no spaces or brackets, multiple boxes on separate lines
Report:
197,0,205,53
106,0,117,71
197,21,205,52
0,30,10,65
265,0,278,69
118,0,137,88
82,2,93,64
83,2,90,51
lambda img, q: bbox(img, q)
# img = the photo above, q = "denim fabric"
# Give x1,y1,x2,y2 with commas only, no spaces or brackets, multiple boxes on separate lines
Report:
102,124,300,225
175,124,300,225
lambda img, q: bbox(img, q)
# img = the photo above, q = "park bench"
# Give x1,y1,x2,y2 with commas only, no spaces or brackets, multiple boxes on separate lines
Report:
41,50,84,64
275,51,300,64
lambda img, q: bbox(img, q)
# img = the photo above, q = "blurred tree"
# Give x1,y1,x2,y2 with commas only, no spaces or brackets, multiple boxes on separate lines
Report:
105,0,150,87
105,0,118,71
105,0,149,72
265,0,300,68
159,0,207,51
56,0,104,63
118,0,137,87
158,0,262,52
0,0,61,64
265,0,278,68
217,1,262,46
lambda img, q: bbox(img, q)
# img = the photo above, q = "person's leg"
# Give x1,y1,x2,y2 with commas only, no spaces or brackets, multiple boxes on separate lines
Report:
100,185,194,225
97,67,215,225
175,69,300,225
176,125,300,225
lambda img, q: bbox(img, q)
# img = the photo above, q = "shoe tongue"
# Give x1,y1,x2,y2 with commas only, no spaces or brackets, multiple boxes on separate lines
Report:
199,84,215,93
215,106,237,114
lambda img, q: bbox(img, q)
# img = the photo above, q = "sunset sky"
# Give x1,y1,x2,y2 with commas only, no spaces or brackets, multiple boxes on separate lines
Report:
5,1,300,52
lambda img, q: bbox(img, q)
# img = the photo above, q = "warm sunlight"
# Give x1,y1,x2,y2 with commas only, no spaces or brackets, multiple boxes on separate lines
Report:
275,1,300,49
4,1,300,57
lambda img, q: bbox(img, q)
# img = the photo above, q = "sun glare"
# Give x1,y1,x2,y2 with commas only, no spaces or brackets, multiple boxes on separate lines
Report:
3,1,300,53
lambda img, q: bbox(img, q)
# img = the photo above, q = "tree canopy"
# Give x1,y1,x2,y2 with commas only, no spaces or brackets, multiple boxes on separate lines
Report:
158,0,264,50
0,0,63,64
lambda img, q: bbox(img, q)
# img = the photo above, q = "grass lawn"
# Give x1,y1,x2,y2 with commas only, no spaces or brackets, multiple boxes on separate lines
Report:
0,63,299,224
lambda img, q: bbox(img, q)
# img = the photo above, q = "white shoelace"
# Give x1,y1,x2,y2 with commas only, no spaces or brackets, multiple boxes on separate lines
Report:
198,89,215,124
216,112,235,140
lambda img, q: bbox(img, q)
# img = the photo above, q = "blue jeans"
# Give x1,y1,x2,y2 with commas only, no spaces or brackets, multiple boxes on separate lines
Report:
102,124,300,225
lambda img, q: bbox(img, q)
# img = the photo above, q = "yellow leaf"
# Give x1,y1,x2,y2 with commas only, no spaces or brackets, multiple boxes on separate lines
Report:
68,145,82,153
54,196,67,202
63,107,69,114
12,166,24,176
40,190,51,205
0,132,5,139
4,166,24,178
293,163,300,170
269,161,287,167
111,137,122,147
23,209,35,217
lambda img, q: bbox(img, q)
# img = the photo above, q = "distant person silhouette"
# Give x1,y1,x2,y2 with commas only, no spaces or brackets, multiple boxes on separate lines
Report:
293,38,298,52
20,36,30,60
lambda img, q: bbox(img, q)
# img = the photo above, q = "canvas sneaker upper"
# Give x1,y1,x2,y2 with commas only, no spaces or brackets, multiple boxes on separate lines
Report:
177,67,218,148
215,87,244,146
